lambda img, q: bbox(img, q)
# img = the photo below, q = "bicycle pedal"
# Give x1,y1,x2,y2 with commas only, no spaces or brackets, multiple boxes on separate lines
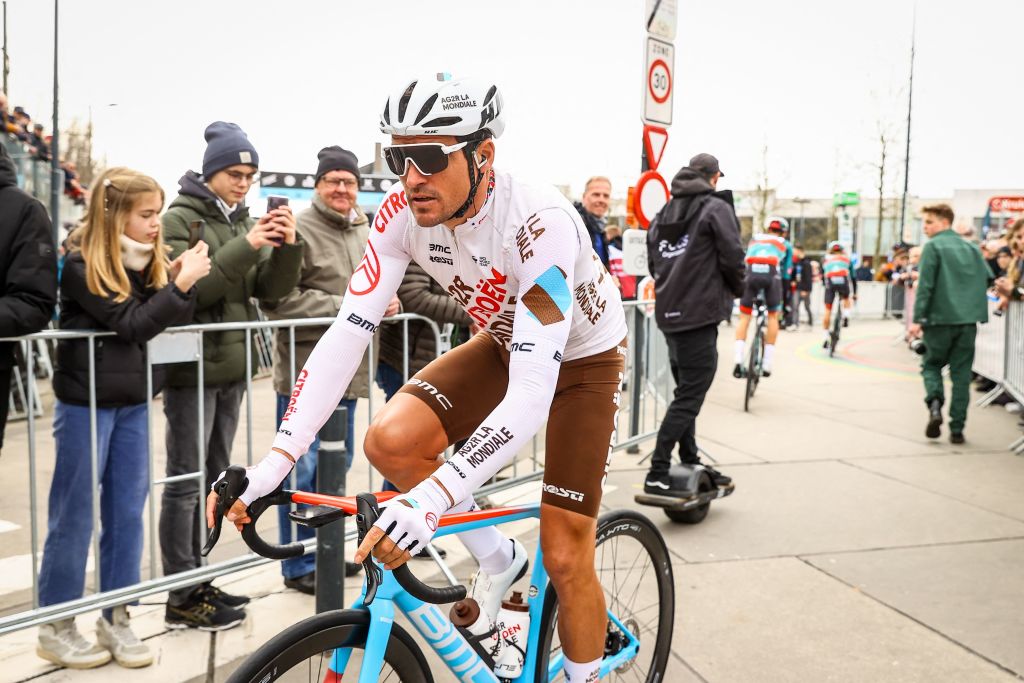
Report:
288,504,346,528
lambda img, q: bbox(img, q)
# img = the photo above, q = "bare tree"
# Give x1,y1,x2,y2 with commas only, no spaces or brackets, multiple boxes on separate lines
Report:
871,125,897,269
63,117,100,187
749,143,775,241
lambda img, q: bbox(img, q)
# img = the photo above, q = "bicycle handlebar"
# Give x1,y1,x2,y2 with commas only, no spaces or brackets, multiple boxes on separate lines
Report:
203,466,467,605
354,493,467,605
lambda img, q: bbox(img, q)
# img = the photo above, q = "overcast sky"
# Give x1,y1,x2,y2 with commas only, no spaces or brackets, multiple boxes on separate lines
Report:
4,0,1021,204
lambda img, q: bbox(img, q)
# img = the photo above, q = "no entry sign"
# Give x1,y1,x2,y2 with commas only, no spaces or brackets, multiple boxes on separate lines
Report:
633,170,670,229
643,36,674,126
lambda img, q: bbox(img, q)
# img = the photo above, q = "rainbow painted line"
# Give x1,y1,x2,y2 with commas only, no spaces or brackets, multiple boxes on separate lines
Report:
796,334,920,380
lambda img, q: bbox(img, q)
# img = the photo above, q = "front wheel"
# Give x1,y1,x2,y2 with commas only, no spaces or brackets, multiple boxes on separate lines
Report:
534,510,675,682
225,609,432,683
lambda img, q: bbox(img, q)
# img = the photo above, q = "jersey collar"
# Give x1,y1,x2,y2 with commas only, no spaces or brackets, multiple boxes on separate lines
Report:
454,170,496,235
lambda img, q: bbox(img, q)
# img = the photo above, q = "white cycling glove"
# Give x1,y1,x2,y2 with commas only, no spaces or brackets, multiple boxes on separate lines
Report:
374,477,450,555
211,450,294,507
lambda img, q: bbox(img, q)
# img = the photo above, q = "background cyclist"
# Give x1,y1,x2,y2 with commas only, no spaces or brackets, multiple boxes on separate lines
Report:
208,73,627,683
821,240,857,347
733,216,792,378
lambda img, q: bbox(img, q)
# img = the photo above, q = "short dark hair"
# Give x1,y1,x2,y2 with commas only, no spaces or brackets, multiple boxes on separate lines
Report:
793,242,804,250
922,203,954,224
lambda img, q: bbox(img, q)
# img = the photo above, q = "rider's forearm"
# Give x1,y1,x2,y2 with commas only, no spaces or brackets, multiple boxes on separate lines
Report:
271,301,378,459
432,337,562,506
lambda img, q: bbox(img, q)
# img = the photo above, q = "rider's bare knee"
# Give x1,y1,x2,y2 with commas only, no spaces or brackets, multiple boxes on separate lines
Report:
363,417,404,470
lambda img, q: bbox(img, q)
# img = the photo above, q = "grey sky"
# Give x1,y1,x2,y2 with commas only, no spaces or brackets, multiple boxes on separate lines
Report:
4,0,1021,203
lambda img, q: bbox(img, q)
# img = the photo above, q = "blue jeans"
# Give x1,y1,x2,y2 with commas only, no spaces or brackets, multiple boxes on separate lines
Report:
275,393,357,579
38,401,149,612
375,362,406,401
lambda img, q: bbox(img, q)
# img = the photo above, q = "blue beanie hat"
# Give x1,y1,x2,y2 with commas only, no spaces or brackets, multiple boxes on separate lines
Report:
202,121,259,178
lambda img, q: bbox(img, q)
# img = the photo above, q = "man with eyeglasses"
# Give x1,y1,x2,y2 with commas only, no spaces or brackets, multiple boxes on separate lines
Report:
160,121,304,631
210,74,627,683
260,145,401,593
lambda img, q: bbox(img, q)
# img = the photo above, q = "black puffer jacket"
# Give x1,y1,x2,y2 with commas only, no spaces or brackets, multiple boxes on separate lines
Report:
646,167,745,333
53,253,195,407
0,144,57,368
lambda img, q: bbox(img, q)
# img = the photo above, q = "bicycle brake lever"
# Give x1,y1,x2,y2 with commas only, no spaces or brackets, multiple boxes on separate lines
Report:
355,493,384,605
201,466,248,557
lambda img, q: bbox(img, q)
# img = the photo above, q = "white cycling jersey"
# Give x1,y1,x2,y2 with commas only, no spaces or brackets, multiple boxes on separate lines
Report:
272,170,626,504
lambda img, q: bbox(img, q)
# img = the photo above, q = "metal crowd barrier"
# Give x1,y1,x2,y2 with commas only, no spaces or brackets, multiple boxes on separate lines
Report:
782,281,896,326
973,301,1007,405
0,301,670,635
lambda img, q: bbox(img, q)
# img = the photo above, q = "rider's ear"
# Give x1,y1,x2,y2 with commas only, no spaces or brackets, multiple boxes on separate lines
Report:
474,139,495,170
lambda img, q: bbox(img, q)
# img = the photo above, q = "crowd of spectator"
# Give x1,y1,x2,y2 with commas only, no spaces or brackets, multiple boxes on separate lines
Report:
1,91,88,204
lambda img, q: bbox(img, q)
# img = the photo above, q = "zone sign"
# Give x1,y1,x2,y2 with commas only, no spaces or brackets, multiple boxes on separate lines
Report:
643,36,674,126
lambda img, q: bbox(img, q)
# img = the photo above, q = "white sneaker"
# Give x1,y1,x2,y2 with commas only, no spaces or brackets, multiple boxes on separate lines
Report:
96,606,154,668
469,538,529,623
37,618,112,669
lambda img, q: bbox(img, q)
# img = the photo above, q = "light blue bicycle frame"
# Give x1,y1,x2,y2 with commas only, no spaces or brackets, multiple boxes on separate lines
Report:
327,502,640,683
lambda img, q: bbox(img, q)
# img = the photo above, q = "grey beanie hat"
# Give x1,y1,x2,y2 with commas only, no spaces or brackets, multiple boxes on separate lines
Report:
202,121,259,178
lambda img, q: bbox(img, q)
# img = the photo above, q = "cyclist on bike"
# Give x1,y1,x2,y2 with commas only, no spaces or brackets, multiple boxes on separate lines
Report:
821,240,857,348
733,216,791,378
207,73,626,683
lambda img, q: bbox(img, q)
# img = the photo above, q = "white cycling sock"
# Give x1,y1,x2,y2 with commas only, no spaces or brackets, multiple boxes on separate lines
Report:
450,497,510,572
564,657,601,682
734,340,745,364
763,344,776,371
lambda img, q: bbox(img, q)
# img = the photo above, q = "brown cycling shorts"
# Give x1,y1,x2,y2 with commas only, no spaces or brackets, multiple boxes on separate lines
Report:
398,332,626,518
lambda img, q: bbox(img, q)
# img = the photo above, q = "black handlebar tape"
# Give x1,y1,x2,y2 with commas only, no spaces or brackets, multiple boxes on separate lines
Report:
354,493,467,605
393,564,467,604
240,489,305,560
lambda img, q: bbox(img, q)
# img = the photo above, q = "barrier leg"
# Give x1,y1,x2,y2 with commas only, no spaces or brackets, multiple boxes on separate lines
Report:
976,384,1004,408
315,406,348,612
626,307,645,454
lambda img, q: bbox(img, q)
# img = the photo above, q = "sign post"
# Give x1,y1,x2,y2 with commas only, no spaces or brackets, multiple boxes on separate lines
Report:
625,2,677,453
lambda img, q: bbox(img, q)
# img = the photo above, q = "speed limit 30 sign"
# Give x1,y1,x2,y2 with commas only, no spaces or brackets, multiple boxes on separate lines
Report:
643,36,674,126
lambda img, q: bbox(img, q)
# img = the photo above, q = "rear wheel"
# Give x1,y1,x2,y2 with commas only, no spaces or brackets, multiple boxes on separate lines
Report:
534,510,674,683
225,609,431,683
744,324,762,411
829,308,841,357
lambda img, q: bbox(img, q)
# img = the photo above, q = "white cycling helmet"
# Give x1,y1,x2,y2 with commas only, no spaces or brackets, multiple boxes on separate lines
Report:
380,73,505,140
827,240,845,253
765,216,790,234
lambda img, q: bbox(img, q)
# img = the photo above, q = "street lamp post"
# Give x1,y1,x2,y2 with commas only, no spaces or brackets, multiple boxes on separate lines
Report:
49,0,60,245
793,198,811,245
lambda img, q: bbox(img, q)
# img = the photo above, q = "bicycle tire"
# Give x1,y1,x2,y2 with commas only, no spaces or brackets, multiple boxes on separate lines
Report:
744,323,762,411
225,609,432,683
534,509,674,683
829,307,841,357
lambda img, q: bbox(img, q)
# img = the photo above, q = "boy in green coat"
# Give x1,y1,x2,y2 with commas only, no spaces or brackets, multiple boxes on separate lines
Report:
909,203,992,444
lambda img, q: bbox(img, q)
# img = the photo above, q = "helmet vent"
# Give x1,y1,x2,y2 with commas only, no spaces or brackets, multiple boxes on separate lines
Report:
398,81,417,122
421,116,462,128
413,94,439,125
482,85,498,106
382,97,392,125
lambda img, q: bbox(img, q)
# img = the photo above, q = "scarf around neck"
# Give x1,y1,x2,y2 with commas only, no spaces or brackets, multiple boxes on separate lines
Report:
120,234,155,271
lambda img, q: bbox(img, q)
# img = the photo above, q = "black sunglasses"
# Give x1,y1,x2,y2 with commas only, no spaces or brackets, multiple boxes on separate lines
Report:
381,142,468,177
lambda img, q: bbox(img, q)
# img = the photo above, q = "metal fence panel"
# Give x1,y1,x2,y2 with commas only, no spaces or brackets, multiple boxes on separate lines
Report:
973,302,1006,384
1003,301,1024,407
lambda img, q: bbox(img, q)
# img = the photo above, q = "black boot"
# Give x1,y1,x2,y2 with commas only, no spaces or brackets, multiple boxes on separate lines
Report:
926,399,943,439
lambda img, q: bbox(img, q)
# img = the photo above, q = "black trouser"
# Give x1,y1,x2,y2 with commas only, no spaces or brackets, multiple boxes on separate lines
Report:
650,323,718,475
797,289,813,325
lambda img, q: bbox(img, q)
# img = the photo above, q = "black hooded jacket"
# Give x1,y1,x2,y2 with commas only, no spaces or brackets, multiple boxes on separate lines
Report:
0,144,57,368
646,167,745,332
